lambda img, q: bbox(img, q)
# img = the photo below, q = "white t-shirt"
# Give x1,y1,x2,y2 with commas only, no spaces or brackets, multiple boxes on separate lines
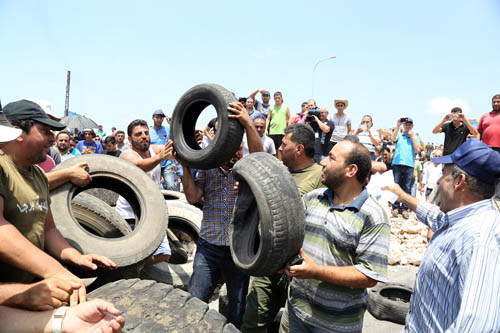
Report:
357,130,380,153
329,113,351,143
242,134,276,156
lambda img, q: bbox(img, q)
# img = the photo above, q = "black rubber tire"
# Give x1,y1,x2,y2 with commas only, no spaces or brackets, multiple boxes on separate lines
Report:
50,154,167,267
85,188,119,206
88,279,239,332
71,192,132,238
367,282,413,325
230,152,305,276
140,201,202,287
171,83,243,170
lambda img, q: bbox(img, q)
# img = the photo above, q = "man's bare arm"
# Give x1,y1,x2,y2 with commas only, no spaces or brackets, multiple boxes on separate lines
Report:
46,162,91,190
285,249,377,288
120,145,170,172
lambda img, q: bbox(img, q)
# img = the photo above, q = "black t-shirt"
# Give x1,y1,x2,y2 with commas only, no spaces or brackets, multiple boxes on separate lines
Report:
441,122,470,155
313,119,335,156
102,150,122,157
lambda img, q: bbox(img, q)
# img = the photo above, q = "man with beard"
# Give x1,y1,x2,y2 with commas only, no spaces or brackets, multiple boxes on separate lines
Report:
0,100,116,306
383,139,500,332
114,130,130,151
242,123,323,333
114,119,171,264
55,131,81,161
478,94,500,152
249,89,272,116
280,140,390,332
177,102,263,329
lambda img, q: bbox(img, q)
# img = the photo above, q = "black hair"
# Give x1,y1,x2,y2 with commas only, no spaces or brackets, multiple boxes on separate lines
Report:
9,119,35,133
115,130,125,135
284,123,315,158
492,94,500,100
103,136,116,144
343,141,372,183
253,115,267,122
127,119,148,136
380,146,391,154
343,135,360,143
451,107,462,113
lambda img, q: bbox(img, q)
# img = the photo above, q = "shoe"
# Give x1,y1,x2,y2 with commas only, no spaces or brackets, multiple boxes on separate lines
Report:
402,211,409,219
392,209,399,218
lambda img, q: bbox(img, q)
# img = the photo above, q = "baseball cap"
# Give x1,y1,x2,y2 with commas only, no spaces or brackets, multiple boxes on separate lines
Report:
0,100,22,143
405,117,413,123
152,109,166,117
3,99,66,130
432,138,500,184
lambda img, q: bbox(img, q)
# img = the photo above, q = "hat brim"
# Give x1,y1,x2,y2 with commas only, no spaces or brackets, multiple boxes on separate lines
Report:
34,117,66,130
0,125,22,143
432,155,453,164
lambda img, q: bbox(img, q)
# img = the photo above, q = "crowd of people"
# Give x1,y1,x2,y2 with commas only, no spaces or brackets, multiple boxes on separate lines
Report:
0,91,498,332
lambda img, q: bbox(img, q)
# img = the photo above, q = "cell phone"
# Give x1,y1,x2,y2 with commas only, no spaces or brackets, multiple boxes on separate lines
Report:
400,117,408,123
451,114,458,120
287,254,303,267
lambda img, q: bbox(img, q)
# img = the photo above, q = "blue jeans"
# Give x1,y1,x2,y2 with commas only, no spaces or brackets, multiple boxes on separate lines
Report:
392,164,414,213
188,238,249,328
161,163,179,191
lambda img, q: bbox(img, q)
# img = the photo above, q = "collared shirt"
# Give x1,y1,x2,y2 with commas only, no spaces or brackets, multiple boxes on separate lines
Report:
150,125,170,167
289,188,390,332
405,199,500,332
195,167,236,246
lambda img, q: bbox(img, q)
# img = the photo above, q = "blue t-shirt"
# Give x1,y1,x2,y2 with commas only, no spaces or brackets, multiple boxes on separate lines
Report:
76,140,103,154
150,125,170,167
392,133,415,167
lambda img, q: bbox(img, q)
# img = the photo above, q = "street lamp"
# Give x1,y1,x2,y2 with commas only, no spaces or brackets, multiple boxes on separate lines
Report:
311,56,336,98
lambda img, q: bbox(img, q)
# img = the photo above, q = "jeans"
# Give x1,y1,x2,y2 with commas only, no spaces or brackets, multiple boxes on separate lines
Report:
392,164,414,213
188,238,249,328
161,163,179,191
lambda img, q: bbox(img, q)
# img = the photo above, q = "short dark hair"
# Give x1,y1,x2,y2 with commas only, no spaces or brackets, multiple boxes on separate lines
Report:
246,96,255,103
115,130,125,136
127,119,148,137
343,141,372,183
10,119,35,133
253,115,267,122
451,107,462,113
380,146,391,154
56,131,71,140
103,136,116,144
274,91,283,99
492,94,500,101
301,102,308,108
284,123,315,158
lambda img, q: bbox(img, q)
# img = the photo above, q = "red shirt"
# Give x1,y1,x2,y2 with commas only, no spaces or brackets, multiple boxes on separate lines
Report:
478,111,500,148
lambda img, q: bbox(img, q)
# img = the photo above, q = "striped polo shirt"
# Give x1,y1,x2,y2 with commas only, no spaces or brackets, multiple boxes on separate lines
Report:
404,199,500,332
289,188,390,332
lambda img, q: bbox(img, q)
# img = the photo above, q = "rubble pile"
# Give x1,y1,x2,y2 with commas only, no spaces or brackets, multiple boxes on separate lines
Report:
388,212,428,266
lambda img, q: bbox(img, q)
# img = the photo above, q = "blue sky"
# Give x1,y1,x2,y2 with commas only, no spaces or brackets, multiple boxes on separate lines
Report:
1,0,499,144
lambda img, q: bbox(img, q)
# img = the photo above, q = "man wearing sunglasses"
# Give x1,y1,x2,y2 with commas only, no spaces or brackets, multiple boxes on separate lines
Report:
249,89,272,117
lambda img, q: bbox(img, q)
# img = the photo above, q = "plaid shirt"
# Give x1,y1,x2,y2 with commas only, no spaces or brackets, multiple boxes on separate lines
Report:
195,167,236,246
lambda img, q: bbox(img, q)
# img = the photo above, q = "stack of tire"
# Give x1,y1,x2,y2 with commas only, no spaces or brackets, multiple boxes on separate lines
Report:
49,84,305,331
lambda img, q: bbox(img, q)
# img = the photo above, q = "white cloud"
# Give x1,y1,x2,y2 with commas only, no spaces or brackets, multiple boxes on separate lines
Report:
425,97,470,115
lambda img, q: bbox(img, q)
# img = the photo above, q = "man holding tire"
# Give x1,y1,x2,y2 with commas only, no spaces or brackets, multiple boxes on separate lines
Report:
242,123,324,333
177,101,263,329
0,100,117,308
280,140,390,332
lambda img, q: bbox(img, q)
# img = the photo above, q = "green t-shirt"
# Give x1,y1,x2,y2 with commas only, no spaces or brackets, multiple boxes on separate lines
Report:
0,150,50,283
269,104,289,135
290,163,324,196
414,160,422,183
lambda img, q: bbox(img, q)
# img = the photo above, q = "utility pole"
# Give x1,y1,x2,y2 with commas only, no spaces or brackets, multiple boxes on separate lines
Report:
64,70,71,117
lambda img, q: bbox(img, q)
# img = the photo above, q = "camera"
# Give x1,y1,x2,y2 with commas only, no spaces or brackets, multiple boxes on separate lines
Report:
306,107,321,122
450,114,459,120
400,117,409,123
